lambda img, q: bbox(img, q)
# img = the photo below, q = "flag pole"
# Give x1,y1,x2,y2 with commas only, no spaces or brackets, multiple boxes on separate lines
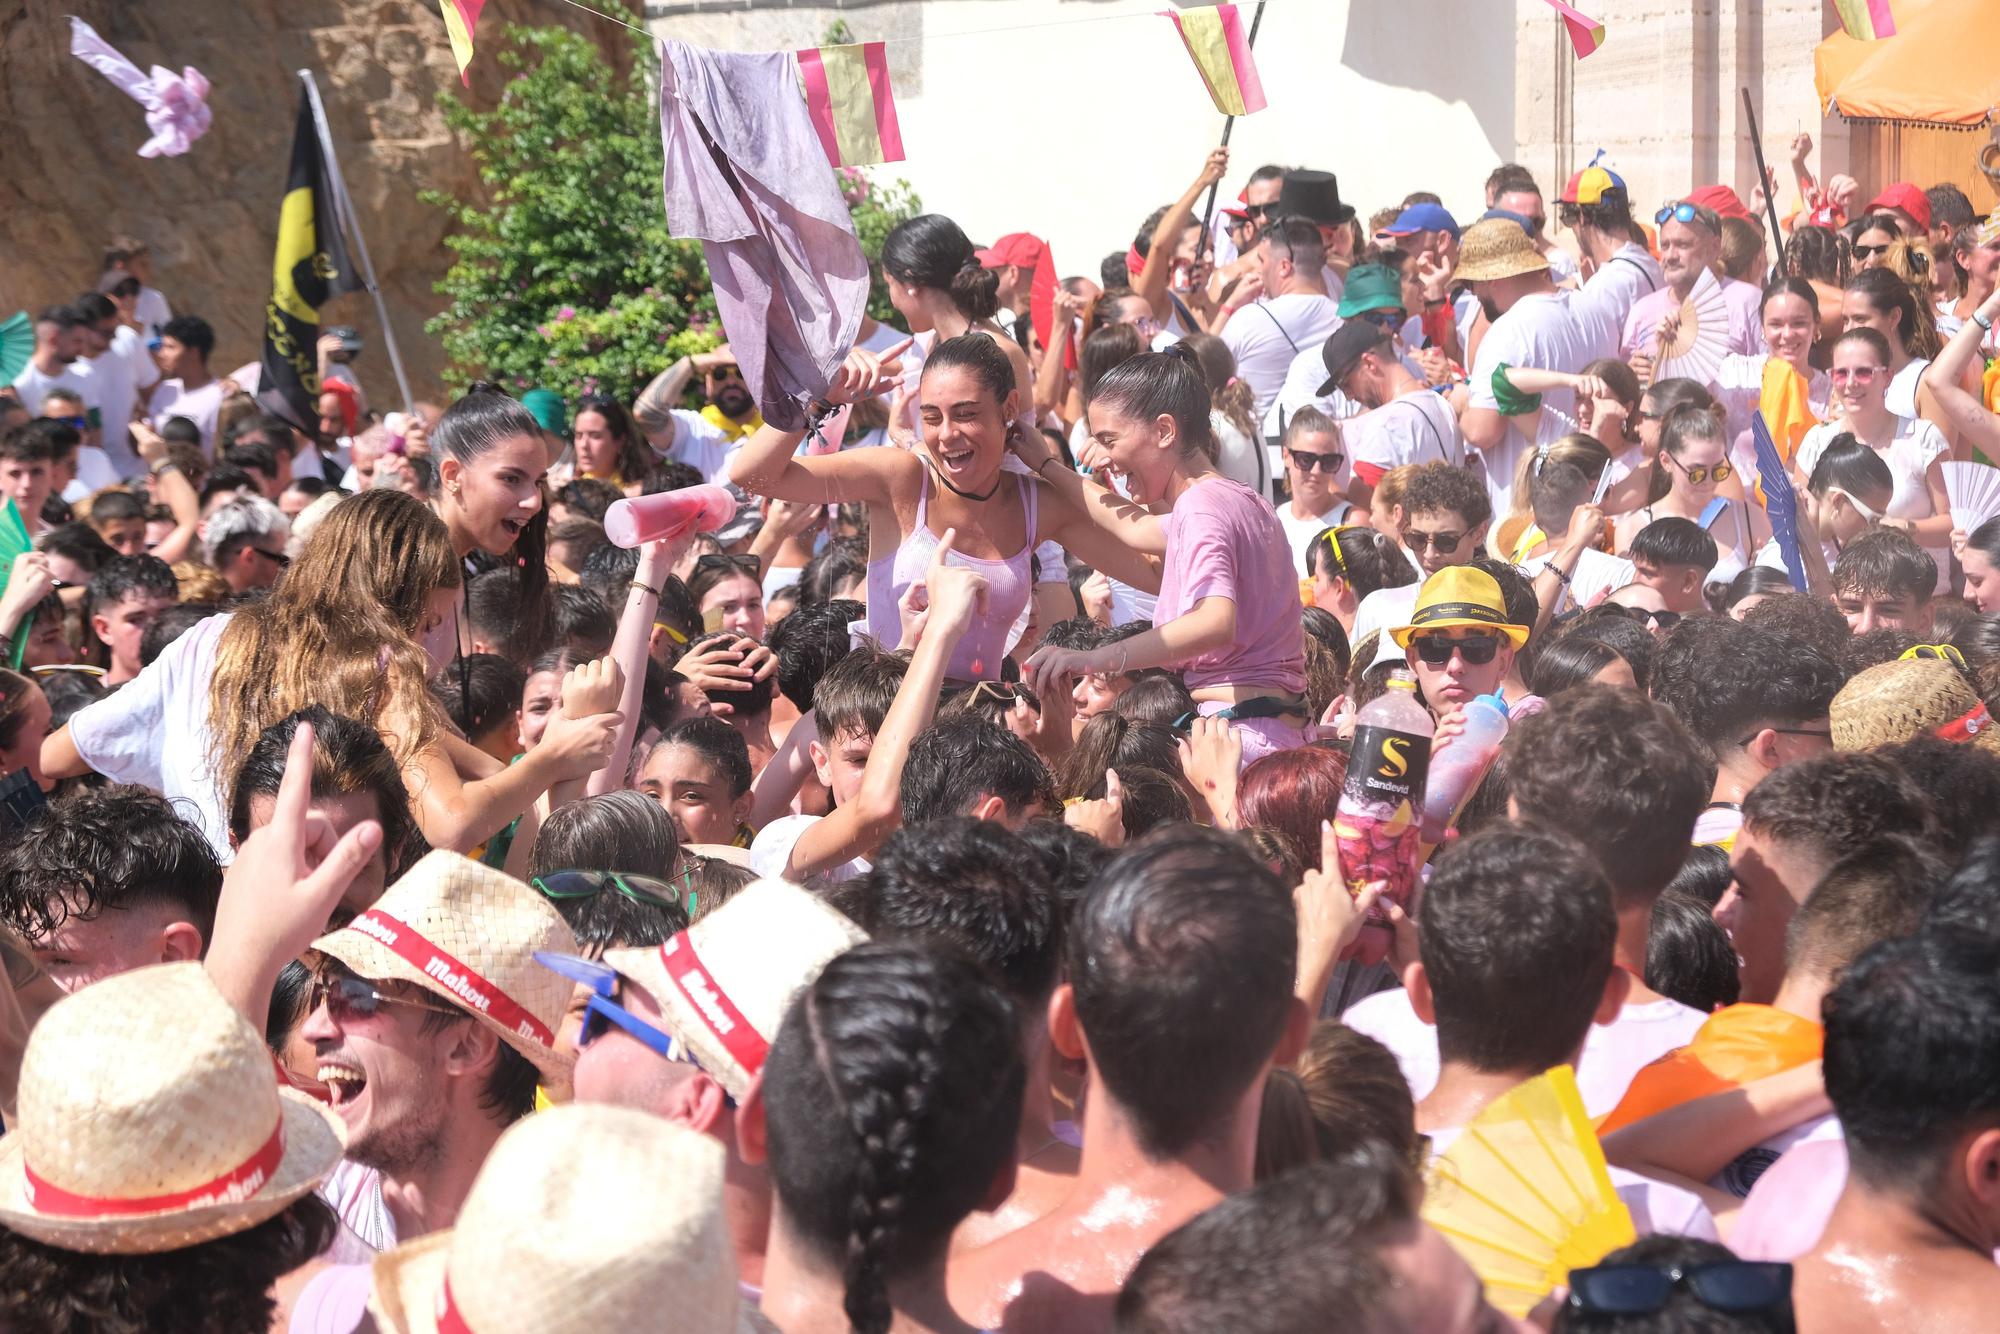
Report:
299,69,416,413
1738,86,1787,285
1196,0,1268,261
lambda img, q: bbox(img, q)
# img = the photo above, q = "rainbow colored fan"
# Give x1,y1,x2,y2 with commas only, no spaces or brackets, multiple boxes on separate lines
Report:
1421,1065,1636,1317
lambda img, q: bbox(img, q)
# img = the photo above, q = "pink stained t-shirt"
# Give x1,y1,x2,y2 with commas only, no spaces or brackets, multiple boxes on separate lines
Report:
1153,474,1305,694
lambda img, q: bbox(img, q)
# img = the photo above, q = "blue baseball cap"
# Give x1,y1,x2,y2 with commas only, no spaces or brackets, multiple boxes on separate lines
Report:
1380,202,1461,239
1480,207,1540,238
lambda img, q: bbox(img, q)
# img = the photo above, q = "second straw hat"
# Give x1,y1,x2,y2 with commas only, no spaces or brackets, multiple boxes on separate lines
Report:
1830,656,2000,754
369,1103,768,1334
312,850,580,1077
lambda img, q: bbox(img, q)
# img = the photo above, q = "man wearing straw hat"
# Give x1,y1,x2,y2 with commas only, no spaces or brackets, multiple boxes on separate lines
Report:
544,877,867,1293
302,849,579,1256
0,962,345,1331
364,1104,768,1334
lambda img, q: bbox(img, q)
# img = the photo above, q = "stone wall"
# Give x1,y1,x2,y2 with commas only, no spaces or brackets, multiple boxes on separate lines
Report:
0,0,627,409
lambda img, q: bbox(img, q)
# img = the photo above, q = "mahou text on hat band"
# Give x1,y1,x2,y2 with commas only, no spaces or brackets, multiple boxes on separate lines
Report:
24,1120,285,1218
659,933,770,1073
349,910,555,1048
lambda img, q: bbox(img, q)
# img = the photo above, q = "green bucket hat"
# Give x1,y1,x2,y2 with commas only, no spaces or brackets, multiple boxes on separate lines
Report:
1337,264,1405,319
521,387,566,435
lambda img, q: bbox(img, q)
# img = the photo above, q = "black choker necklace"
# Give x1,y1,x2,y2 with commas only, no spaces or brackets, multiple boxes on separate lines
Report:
927,461,1004,503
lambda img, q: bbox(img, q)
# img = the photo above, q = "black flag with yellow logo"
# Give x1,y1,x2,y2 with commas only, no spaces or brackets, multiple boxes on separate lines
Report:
259,88,361,431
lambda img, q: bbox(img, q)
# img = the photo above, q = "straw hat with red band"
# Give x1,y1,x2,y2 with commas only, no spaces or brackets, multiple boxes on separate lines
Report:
597,878,867,1102
370,1104,770,1334
311,850,579,1080
1830,657,2000,755
0,962,345,1255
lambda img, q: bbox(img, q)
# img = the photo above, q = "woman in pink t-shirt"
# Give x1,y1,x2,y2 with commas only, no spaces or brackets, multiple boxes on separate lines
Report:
1021,347,1307,761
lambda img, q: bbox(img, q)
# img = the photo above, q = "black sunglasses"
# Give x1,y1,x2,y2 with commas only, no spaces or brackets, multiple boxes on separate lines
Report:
1412,633,1500,666
1852,242,1890,260
1244,203,1275,219
1402,529,1464,554
1288,448,1345,474
257,547,292,568
1568,1261,1792,1317
1629,607,1681,630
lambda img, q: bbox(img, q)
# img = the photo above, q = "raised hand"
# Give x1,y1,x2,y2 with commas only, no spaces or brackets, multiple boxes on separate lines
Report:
1064,768,1127,848
560,657,625,719
828,337,913,404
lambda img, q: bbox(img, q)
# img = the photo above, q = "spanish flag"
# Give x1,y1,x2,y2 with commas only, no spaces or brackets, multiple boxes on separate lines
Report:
797,42,905,168
1833,0,1897,41
1597,1005,1822,1135
1164,4,1267,118
258,89,361,434
438,0,485,87
1541,0,1607,58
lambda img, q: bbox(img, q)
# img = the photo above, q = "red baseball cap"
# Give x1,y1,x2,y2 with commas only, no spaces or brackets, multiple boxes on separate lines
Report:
1684,185,1752,221
1865,182,1932,231
974,233,1046,270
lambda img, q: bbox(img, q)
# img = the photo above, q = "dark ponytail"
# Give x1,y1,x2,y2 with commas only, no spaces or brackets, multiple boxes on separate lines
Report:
761,942,1024,1334
436,381,553,655
1089,347,1218,462
882,215,998,322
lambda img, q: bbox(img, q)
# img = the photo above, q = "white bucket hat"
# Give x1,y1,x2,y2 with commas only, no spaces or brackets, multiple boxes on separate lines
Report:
0,962,345,1255
311,850,580,1079
368,1103,771,1333
596,878,866,1100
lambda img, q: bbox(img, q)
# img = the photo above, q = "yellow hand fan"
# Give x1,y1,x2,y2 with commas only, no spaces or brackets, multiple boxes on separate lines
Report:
1420,1065,1636,1317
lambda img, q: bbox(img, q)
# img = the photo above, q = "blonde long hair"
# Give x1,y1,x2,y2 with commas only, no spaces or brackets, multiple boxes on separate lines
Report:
208,489,461,802
1490,432,1611,560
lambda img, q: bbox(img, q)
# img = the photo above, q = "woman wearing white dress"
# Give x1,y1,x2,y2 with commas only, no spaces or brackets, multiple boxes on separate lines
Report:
1795,327,1951,591
1713,279,1833,487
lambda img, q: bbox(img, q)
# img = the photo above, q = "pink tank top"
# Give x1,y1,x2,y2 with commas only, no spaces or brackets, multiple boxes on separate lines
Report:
865,469,1037,681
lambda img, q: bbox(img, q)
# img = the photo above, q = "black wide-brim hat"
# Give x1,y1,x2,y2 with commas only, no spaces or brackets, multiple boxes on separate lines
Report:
1278,170,1356,229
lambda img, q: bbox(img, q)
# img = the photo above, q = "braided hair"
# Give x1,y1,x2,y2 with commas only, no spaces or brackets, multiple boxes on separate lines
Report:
762,941,1024,1334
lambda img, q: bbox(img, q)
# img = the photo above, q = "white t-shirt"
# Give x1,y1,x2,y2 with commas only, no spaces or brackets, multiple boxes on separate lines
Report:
1221,293,1343,420
653,409,742,484
148,377,227,455
1427,1124,1719,1241
1886,357,1930,421
85,327,159,475
1276,502,1353,578
61,446,121,504
65,613,234,858
1342,988,1709,1119
749,813,870,884
1349,389,1465,473
1467,291,1594,514
1569,244,1664,363
1544,244,1582,288
10,362,98,417
1519,546,1635,614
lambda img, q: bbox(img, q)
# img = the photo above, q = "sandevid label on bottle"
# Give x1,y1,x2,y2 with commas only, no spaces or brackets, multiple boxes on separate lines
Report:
1342,725,1430,809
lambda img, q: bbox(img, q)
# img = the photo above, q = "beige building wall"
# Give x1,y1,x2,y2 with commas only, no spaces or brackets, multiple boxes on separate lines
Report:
648,0,1517,279
1514,0,1847,229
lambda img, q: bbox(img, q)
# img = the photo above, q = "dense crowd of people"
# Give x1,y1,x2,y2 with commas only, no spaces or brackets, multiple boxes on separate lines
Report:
2,135,2000,1333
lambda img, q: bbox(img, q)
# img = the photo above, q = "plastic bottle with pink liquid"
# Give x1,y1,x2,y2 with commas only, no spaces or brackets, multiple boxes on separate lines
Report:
602,484,736,549
1332,669,1433,965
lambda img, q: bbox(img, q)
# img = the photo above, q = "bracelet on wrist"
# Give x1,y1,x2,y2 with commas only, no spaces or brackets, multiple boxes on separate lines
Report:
1975,310,1994,332
628,580,661,599
151,461,179,477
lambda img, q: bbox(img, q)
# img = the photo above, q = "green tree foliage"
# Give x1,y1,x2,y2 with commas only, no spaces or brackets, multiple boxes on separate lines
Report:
425,15,919,406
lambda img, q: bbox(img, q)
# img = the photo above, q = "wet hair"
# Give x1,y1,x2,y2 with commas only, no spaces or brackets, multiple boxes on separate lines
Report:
1397,460,1492,529
1740,590,1851,661
159,314,214,360
1506,686,1710,905
1879,735,2000,863
1069,825,1296,1158
881,214,999,322
1079,323,1146,412
1645,889,1740,1013
1554,1233,1797,1333
762,941,1022,1334
38,670,105,733
899,715,1056,826
85,551,176,632
1237,746,1347,872
463,567,537,667
1831,527,1935,605
1422,826,1616,1073
1724,565,1798,610
1530,635,1632,697
1629,516,1718,574
429,652,526,745
1824,930,2000,1194
139,602,216,667
433,383,552,650
0,426,54,470
767,598,862,714
1058,714,1180,801
918,332,1016,420
227,707,424,884
1087,346,1218,462
1558,609,1658,692
1658,401,1726,465
1306,522,1416,597
811,643,904,744
1649,618,1844,757
1524,434,1610,536
0,1194,339,1334
1110,674,1196,727
1117,1143,1422,1334
0,784,222,947
1845,263,1940,358
570,393,652,485
798,537,868,608
1760,274,1820,321
849,818,1062,1007
656,715,752,798
1666,842,1733,908
553,477,624,524
1260,215,1327,272
684,630,772,719
1293,1021,1422,1167
526,792,689,950
1741,751,1934,859
1785,223,1848,287
1785,835,1942,984
551,583,616,658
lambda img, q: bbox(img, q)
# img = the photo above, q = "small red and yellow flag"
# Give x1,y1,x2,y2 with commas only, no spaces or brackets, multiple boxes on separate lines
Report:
797,42,906,168
1541,0,1606,59
1834,0,1897,41
1163,4,1267,118
438,0,485,87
